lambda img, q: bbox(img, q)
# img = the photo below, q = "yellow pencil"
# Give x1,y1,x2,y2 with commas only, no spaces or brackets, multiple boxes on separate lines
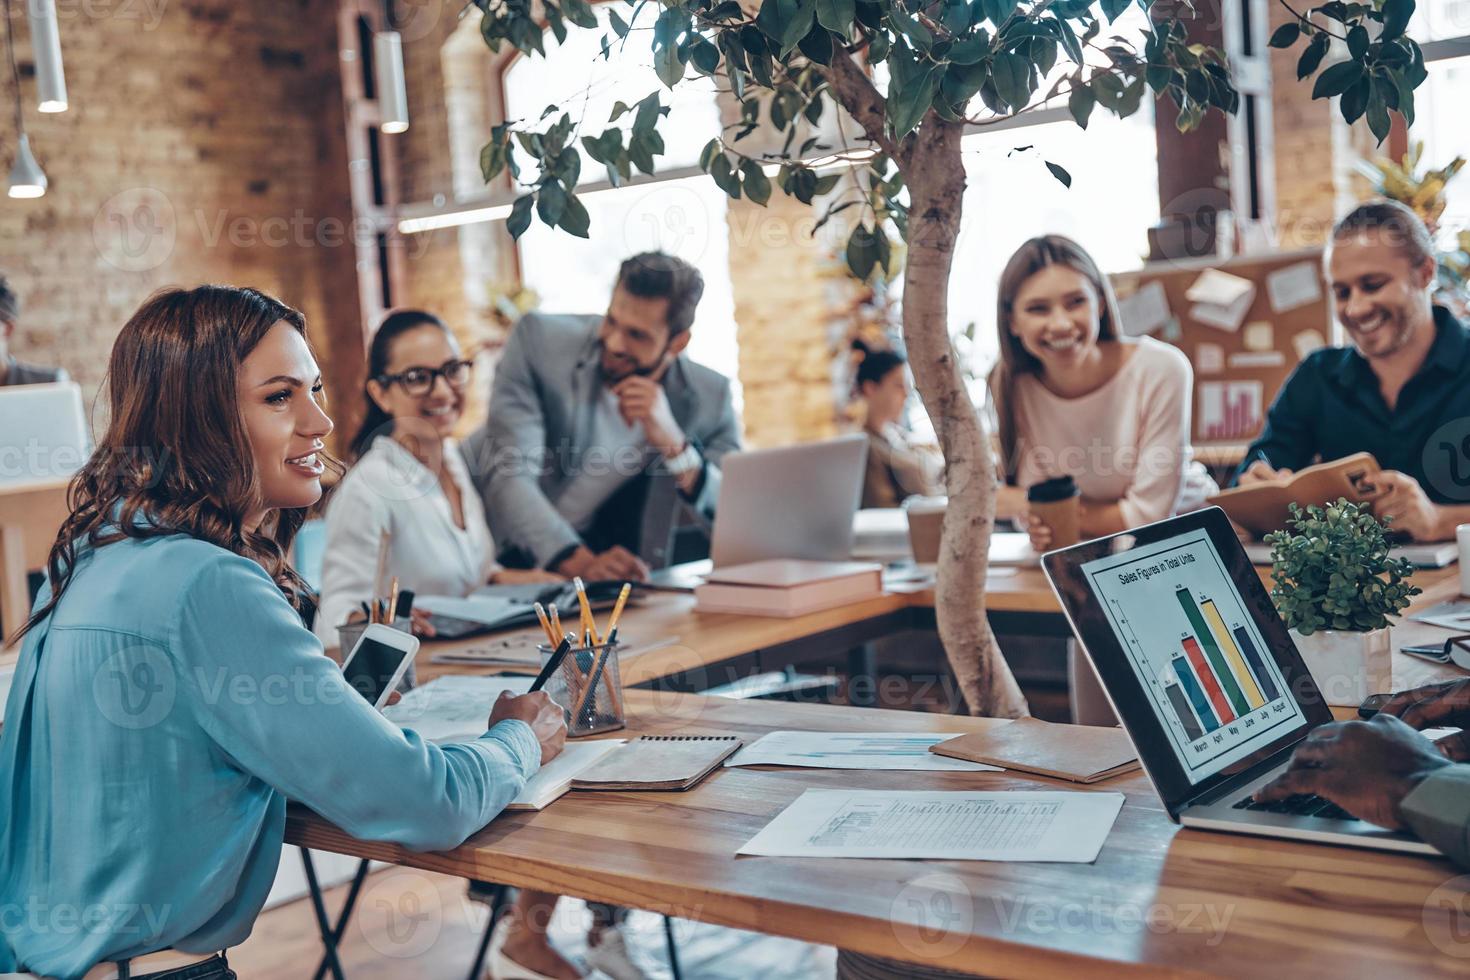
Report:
533,602,558,646
604,583,632,641
549,604,563,642
388,577,400,625
573,576,598,644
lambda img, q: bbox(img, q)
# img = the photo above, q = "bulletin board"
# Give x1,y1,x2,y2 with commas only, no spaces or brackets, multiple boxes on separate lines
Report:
1109,247,1335,451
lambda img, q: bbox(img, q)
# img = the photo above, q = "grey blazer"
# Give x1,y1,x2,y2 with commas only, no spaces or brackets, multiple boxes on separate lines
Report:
1402,764,1470,868
3,358,67,387
462,311,741,568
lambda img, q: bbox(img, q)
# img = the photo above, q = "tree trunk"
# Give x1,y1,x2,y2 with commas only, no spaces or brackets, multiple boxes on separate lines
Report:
899,114,1029,719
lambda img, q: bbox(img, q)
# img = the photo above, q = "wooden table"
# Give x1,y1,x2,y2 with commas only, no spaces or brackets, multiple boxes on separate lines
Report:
286,691,1470,976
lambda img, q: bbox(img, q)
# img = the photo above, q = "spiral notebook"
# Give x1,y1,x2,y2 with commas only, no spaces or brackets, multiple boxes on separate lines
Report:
570,734,743,791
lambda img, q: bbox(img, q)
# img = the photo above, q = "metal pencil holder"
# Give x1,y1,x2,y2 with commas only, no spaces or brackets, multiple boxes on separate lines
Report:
538,640,625,737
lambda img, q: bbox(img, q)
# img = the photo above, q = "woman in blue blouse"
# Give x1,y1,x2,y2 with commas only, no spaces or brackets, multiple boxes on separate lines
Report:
0,285,566,980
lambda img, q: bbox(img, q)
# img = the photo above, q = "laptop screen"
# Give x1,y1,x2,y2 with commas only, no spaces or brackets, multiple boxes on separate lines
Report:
1043,508,1333,816
1079,527,1306,783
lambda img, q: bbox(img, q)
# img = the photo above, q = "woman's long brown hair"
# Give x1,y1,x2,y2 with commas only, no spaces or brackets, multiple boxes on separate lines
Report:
987,235,1123,484
12,285,328,643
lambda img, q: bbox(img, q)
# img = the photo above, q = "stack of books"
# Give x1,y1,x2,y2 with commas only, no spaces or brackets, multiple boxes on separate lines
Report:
694,559,883,617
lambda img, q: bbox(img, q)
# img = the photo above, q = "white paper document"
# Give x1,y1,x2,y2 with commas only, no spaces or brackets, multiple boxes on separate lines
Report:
384,675,533,743
415,593,528,626
1267,261,1323,313
1117,281,1171,337
738,790,1125,862
726,732,1002,772
508,739,626,810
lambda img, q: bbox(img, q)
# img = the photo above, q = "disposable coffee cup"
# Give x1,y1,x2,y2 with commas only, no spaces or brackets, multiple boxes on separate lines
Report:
1027,476,1081,550
904,496,947,564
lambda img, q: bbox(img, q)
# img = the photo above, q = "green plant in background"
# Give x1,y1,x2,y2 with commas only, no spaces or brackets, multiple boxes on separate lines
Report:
1265,499,1420,635
1359,140,1469,315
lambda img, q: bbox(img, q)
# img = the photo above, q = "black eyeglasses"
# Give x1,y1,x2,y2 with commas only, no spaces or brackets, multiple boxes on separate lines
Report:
376,358,473,396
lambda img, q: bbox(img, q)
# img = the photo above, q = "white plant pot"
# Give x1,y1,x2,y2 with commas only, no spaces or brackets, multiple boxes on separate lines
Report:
1289,626,1393,708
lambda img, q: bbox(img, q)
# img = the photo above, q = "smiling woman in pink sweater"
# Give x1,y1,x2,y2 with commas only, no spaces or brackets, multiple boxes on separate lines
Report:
988,236,1213,549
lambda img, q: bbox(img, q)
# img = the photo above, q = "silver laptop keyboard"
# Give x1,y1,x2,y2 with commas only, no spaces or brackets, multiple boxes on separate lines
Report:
1232,793,1355,821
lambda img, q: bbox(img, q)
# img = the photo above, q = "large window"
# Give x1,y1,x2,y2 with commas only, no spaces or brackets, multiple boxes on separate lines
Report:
503,7,742,409
1407,1,1470,246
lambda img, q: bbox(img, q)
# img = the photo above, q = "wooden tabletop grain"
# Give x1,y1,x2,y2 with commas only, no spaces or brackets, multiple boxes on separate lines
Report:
285,691,1470,976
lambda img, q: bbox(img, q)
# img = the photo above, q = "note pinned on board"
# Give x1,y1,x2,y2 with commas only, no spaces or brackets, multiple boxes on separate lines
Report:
1196,342,1225,374
1267,261,1323,313
1117,281,1171,337
1186,269,1256,333
1243,321,1274,352
1292,328,1327,360
1228,351,1286,368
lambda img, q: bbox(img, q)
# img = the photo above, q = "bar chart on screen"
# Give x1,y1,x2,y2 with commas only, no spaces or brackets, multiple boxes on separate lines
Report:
1081,530,1305,781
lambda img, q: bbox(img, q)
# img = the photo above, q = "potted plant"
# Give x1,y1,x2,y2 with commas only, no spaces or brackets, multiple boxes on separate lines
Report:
1265,499,1421,707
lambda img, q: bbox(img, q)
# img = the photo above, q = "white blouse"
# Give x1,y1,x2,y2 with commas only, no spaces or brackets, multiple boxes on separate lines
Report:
314,436,500,644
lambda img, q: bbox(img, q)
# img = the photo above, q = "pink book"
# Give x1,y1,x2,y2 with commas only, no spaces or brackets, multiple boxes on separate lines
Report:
694,560,883,617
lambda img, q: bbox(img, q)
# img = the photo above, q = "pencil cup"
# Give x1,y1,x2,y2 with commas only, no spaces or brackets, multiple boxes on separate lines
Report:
337,617,416,688
538,641,625,737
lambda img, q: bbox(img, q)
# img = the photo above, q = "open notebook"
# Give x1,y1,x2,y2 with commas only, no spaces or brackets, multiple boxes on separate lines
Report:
571,735,743,791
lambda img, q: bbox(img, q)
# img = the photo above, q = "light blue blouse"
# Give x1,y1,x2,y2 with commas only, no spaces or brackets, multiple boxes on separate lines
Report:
0,531,540,978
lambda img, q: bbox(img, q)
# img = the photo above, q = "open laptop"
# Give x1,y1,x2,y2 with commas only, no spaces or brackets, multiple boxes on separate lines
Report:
0,381,89,485
1042,506,1437,856
648,434,869,590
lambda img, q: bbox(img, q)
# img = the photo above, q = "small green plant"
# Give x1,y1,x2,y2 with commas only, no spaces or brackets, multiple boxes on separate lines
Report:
1265,499,1420,636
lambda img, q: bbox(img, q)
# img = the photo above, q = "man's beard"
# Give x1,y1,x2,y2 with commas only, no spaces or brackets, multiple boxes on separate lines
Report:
599,341,670,383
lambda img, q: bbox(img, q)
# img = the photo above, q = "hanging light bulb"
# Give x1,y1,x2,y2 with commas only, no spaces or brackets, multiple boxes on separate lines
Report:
373,31,409,134
5,0,47,197
8,133,46,198
30,0,67,113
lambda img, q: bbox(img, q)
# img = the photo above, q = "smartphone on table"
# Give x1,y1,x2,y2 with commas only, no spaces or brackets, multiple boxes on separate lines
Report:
340,623,419,709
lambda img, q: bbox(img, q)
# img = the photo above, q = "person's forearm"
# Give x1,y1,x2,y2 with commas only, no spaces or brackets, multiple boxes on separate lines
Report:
1433,504,1470,541
1080,500,1129,537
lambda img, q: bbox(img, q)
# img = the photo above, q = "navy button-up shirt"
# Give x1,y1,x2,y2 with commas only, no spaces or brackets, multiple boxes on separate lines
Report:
1231,306,1470,504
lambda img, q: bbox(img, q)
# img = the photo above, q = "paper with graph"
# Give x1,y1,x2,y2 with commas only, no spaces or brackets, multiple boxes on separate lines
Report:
738,790,1124,861
725,732,1000,771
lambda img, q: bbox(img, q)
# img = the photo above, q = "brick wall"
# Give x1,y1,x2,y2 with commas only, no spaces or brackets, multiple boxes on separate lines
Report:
0,0,360,446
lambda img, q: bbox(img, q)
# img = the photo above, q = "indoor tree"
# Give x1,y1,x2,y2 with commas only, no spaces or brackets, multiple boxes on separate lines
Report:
471,0,1424,717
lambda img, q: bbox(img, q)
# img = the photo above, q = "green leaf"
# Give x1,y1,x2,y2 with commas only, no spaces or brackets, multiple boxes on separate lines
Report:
1395,70,1416,125
1268,22,1300,48
1051,15,1082,63
982,0,1020,26
798,24,834,64
1045,160,1072,187
655,42,684,88
1101,0,1130,22
1381,0,1414,40
608,7,630,36
691,35,722,73
480,141,506,183
756,0,817,55
1297,32,1329,80
1312,59,1364,98
561,0,598,29
708,1,745,20
506,194,535,239
947,33,991,64
698,138,722,172
1347,24,1368,60
536,181,568,227
815,0,856,36
990,51,1029,110
1068,81,1094,128
846,223,881,279
741,159,772,205
1366,79,1391,142
1340,75,1369,123
559,193,591,238
941,61,988,104
888,4,932,48
814,173,840,194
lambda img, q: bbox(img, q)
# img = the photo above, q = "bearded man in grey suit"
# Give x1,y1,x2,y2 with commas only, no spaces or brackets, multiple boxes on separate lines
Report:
464,252,741,582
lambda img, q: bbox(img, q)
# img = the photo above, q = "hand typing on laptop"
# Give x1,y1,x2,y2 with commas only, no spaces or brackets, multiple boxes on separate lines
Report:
1377,678,1470,758
1254,714,1452,829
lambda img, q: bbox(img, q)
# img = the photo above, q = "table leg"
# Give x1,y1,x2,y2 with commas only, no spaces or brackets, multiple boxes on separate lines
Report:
302,848,366,980
846,642,878,708
663,915,683,980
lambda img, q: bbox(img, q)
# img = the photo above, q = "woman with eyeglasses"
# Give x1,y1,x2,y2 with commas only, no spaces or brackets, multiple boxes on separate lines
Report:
315,310,562,649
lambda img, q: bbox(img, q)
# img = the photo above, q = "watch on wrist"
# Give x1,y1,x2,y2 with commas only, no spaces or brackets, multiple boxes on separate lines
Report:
664,442,702,476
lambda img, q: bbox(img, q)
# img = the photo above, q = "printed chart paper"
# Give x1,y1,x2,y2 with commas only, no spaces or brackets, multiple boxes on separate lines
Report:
383,675,532,743
726,732,1001,771
738,790,1124,862
1198,381,1263,441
